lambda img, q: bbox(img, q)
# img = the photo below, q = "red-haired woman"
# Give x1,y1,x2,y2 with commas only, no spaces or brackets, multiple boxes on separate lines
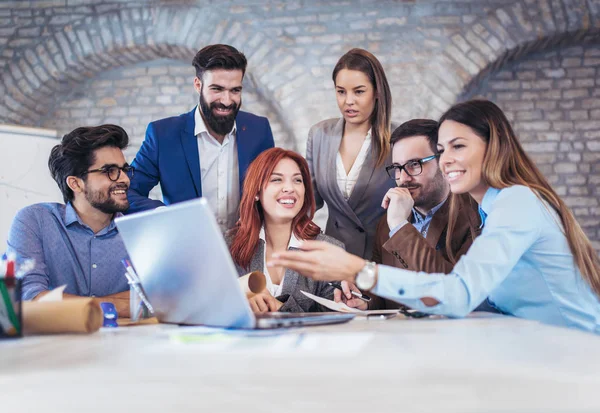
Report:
228,147,343,313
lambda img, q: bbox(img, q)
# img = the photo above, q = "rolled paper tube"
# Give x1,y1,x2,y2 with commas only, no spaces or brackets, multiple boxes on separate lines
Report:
238,271,267,298
23,297,103,335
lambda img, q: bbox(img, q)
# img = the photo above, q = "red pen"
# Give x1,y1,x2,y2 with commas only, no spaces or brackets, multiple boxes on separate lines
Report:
5,260,14,278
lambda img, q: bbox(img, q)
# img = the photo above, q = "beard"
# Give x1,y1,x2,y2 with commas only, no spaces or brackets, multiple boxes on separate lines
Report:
199,88,241,136
85,183,129,214
399,169,447,210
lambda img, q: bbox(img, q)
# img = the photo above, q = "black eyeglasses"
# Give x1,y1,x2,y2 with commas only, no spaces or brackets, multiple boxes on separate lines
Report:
385,154,439,181
82,165,135,182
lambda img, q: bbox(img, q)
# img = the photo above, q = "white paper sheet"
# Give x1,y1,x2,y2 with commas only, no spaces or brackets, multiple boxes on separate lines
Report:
300,291,400,315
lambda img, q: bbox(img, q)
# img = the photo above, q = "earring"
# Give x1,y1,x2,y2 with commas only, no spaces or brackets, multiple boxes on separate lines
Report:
255,196,259,201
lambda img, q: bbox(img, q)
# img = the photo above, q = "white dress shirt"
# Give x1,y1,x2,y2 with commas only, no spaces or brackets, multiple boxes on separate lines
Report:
259,226,303,297
336,129,372,200
194,107,239,232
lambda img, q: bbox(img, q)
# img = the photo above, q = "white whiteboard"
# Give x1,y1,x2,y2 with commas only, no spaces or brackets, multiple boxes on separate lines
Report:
0,124,63,249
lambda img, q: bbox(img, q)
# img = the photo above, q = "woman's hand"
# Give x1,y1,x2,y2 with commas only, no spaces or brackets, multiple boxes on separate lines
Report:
248,292,283,314
333,281,368,310
268,240,365,282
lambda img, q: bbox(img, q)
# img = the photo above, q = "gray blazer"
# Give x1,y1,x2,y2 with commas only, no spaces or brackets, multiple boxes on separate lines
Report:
231,233,344,313
307,118,398,259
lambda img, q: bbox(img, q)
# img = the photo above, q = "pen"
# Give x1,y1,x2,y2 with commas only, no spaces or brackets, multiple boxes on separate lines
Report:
122,259,140,282
327,281,371,302
123,270,155,314
121,260,155,314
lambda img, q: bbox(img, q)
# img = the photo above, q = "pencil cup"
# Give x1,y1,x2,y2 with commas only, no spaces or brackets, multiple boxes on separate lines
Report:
129,281,150,322
0,277,22,339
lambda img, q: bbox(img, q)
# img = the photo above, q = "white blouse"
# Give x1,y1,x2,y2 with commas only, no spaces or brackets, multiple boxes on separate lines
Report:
259,226,303,297
336,129,372,200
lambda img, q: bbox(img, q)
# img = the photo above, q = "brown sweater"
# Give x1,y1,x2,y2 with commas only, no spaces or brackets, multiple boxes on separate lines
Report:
369,195,480,310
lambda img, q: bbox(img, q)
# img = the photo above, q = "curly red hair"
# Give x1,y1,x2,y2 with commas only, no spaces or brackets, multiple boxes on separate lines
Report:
229,148,321,270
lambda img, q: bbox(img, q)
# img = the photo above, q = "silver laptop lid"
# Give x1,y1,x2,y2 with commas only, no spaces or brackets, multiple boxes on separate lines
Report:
115,198,256,328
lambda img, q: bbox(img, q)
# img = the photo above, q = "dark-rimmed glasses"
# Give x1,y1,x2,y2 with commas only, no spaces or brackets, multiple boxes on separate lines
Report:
82,165,135,182
385,154,439,181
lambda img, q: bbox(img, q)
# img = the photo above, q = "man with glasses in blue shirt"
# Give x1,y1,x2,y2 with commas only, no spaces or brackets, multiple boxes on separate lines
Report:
7,125,133,316
336,119,480,310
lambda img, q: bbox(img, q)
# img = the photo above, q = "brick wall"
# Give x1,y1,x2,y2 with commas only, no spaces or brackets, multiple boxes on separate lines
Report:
1,0,600,247
38,59,291,157
475,43,600,249
4,0,595,150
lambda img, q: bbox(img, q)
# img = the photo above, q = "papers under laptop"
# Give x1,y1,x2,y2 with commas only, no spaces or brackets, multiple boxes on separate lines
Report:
115,198,355,329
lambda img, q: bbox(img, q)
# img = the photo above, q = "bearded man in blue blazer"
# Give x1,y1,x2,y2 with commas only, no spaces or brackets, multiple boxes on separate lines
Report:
128,44,274,231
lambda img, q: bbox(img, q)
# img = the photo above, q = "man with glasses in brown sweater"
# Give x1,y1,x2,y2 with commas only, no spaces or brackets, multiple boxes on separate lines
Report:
335,119,480,310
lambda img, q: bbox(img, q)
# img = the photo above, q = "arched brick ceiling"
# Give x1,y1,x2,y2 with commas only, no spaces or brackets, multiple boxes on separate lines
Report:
420,0,600,114
1,1,600,147
0,5,299,148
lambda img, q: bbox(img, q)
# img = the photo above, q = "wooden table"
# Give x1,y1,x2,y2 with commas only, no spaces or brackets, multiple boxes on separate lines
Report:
2,313,599,412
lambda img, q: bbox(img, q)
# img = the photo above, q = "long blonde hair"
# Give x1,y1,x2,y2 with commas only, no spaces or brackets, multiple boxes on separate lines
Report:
440,99,600,297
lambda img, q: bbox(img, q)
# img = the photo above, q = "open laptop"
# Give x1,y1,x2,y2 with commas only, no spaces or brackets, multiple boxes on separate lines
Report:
115,198,355,329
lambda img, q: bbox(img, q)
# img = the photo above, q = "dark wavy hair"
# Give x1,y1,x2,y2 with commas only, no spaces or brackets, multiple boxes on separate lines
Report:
192,44,247,80
48,124,129,203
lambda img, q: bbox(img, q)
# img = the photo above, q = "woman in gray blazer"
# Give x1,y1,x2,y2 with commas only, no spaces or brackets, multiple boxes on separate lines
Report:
228,147,343,313
307,48,397,259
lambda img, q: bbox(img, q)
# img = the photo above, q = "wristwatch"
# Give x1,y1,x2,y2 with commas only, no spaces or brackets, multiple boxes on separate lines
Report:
354,261,377,291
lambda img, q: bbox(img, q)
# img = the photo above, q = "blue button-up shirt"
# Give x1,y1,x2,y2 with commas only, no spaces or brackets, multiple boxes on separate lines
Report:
373,185,600,333
7,203,129,300
389,199,446,239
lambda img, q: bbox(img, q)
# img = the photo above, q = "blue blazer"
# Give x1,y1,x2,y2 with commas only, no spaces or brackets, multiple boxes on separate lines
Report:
127,107,274,213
